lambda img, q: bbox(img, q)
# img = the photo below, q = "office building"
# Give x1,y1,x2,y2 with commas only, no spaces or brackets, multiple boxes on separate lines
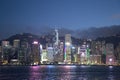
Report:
41,49,48,64
18,40,29,65
31,41,41,65
1,41,11,64
13,39,20,48
64,34,72,64
90,55,101,65
106,43,115,65
47,47,54,63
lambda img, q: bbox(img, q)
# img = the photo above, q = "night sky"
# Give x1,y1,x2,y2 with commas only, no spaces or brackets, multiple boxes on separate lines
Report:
0,0,120,39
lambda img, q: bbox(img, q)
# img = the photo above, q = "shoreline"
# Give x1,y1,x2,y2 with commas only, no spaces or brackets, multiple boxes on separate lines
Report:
0,64,119,67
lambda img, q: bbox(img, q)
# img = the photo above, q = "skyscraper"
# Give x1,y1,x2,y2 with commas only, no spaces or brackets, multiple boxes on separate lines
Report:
64,34,72,64
18,40,29,65
41,49,48,64
13,39,20,48
106,43,115,65
54,29,59,46
116,43,120,64
32,41,41,65
47,47,54,63
1,41,10,64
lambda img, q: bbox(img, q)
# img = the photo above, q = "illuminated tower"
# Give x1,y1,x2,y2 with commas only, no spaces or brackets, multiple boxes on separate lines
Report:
41,49,48,64
53,29,59,54
47,47,54,63
32,41,40,65
53,29,60,63
64,34,72,64
79,44,87,64
54,29,59,46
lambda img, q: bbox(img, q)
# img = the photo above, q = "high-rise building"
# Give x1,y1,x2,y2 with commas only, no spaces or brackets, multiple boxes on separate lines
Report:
59,42,64,63
90,55,101,65
71,46,77,63
106,54,115,65
79,44,87,64
64,34,72,64
101,41,106,54
53,42,64,63
2,41,9,47
95,41,102,55
53,29,60,60
41,49,48,64
116,43,120,64
18,40,29,65
78,40,91,65
1,41,11,65
101,41,106,64
91,41,102,55
106,43,114,54
47,47,54,63
13,39,20,48
106,43,115,65
54,29,59,46
91,41,96,54
31,41,41,65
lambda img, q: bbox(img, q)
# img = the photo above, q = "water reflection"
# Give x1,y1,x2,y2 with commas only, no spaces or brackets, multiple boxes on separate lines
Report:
0,65,120,80
31,65,120,80
29,66,41,80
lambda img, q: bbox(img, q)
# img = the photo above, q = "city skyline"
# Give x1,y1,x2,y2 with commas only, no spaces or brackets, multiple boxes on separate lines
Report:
0,0,120,39
0,29,119,66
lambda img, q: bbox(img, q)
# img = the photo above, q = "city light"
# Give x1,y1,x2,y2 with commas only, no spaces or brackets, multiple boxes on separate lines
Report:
72,46,75,49
47,65,55,68
65,42,71,46
64,65,76,69
109,58,113,62
81,52,85,57
33,41,38,44
109,66,113,69
0,29,119,66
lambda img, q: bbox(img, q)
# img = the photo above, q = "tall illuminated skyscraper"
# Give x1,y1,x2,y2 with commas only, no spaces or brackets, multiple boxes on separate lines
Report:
54,29,59,46
53,29,59,54
41,49,48,64
79,44,87,64
53,29,60,63
47,47,54,63
64,34,72,63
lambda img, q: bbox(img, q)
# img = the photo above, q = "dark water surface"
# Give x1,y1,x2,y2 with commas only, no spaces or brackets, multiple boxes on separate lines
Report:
0,65,120,80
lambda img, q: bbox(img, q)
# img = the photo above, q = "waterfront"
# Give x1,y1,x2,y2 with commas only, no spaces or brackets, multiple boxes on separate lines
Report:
0,65,120,80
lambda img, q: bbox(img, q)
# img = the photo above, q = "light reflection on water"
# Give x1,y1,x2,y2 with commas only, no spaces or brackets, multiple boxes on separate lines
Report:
0,65,120,80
